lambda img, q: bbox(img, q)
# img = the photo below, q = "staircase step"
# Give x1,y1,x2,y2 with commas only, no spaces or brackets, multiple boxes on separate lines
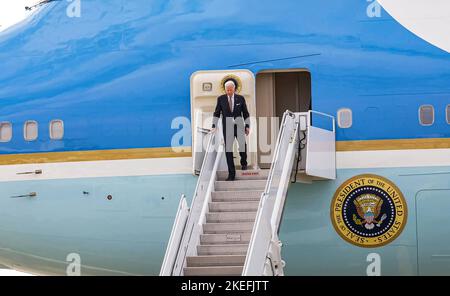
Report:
206,212,257,223
217,170,269,181
209,201,259,212
212,190,263,202
186,255,246,267
203,222,254,234
200,233,252,245
197,244,248,256
184,266,243,276
215,180,266,191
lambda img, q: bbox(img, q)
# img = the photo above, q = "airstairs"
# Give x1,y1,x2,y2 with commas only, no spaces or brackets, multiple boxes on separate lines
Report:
160,110,336,276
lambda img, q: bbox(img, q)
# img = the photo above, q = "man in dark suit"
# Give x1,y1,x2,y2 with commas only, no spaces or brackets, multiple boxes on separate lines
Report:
211,80,250,181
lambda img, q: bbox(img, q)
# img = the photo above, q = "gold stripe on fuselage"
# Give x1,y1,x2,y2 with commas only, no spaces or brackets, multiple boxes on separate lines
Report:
0,147,192,165
336,138,450,151
0,138,449,165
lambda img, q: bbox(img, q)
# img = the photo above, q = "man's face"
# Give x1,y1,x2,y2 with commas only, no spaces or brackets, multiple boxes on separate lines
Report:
226,85,235,97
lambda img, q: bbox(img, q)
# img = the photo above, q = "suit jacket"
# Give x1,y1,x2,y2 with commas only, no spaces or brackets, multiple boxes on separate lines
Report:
212,94,250,130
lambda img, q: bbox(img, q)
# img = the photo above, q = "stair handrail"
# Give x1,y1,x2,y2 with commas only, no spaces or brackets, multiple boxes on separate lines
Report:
170,124,224,275
243,111,299,276
159,194,189,276
270,116,299,235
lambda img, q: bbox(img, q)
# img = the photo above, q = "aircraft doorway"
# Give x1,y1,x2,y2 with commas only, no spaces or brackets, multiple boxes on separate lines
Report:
256,70,312,168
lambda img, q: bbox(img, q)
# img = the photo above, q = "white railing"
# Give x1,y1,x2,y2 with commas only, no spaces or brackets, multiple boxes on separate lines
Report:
243,111,299,276
309,110,335,133
168,126,224,276
305,110,336,180
159,195,189,276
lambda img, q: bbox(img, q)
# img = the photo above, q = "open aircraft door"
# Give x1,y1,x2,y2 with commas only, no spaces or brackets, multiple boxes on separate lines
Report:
191,70,257,175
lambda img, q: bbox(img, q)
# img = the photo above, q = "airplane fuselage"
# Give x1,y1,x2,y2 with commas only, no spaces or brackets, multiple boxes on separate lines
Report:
0,0,449,275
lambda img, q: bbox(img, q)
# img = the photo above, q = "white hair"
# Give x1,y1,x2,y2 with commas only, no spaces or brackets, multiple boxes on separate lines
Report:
224,80,236,89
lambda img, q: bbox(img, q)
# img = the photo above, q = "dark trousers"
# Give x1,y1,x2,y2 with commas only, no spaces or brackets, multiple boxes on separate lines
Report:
223,124,247,177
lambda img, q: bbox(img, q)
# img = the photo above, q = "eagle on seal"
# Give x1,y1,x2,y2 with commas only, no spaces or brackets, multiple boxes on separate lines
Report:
353,194,387,230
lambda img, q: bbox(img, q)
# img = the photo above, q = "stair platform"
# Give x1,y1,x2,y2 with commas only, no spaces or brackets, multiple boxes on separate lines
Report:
184,265,243,276
215,180,266,191
209,201,259,212
186,255,246,267
203,222,254,234
211,190,263,202
197,244,249,256
200,233,252,245
217,170,270,181
206,212,257,223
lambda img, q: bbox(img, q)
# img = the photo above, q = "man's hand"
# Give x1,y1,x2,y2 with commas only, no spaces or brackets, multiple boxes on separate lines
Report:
245,127,250,136
211,128,217,133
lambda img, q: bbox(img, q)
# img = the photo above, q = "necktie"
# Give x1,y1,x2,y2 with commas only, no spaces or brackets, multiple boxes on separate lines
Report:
228,96,233,112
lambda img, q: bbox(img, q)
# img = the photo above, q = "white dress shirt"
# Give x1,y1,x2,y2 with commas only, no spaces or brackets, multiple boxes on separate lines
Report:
228,94,234,113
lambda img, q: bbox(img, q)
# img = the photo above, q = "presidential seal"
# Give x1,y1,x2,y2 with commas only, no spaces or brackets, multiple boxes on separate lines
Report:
330,174,407,248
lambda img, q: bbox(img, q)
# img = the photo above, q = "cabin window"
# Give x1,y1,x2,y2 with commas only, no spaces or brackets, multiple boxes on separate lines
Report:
337,108,352,128
419,105,434,126
446,105,450,124
24,121,38,141
49,120,64,140
0,122,12,142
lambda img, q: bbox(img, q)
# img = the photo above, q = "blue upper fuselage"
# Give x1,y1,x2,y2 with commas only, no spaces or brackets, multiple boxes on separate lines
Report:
0,0,449,155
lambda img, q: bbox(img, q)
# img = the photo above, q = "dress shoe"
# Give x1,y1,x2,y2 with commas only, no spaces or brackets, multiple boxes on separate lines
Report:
226,175,235,181
241,165,248,171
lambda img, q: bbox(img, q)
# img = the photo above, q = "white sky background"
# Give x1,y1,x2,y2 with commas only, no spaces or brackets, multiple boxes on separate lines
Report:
0,0,39,32
0,0,39,276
